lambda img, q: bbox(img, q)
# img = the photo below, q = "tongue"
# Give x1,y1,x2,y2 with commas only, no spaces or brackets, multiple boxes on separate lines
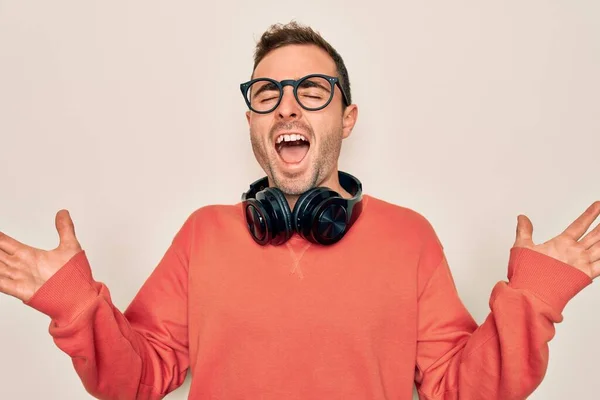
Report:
279,142,309,164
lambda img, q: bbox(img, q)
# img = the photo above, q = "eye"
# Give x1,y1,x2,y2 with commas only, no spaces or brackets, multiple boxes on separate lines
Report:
297,77,330,99
260,95,278,103
249,81,280,103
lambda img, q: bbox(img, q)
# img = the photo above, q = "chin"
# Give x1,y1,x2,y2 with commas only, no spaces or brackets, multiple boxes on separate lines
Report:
271,168,317,196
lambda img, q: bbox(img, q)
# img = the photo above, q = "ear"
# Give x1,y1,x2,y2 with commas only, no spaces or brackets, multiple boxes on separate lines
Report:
245,110,251,126
342,104,358,139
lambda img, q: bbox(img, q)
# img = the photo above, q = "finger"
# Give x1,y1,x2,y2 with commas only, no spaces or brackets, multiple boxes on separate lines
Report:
0,276,18,298
514,214,534,247
562,201,600,241
0,259,17,280
580,221,600,250
0,249,14,267
0,231,25,256
55,209,78,248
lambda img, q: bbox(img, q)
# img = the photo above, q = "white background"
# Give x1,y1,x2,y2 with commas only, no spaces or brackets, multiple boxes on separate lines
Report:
0,1,598,399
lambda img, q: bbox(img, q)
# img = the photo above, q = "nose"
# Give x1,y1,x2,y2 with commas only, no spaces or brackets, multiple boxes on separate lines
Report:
276,87,302,120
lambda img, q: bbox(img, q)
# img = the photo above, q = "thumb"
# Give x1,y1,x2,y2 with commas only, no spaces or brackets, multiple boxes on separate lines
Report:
514,214,534,248
55,209,80,249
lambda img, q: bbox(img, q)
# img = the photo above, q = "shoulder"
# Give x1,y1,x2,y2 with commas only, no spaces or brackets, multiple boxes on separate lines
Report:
165,202,253,250
182,202,245,233
165,202,245,245
361,194,441,246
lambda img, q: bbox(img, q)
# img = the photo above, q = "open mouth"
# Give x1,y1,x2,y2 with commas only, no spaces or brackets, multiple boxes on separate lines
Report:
275,133,311,164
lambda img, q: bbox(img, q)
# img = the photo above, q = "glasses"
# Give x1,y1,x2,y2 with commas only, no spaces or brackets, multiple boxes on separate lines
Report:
240,73,350,114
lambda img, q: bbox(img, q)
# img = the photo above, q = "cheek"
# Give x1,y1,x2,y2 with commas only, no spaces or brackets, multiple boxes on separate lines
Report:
308,113,342,140
249,118,266,139
249,118,273,151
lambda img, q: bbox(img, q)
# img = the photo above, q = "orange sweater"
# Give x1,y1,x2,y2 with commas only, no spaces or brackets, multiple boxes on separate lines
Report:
25,195,592,399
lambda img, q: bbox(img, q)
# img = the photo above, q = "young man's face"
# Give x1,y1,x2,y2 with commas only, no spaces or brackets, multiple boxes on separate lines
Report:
246,44,357,197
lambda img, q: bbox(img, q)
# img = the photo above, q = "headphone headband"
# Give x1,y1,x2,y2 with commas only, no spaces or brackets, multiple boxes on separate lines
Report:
241,171,364,246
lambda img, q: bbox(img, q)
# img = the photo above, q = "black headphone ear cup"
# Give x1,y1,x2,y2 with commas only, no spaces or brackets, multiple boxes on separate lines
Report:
243,199,271,245
257,187,293,245
293,188,342,243
292,188,321,231
312,198,349,245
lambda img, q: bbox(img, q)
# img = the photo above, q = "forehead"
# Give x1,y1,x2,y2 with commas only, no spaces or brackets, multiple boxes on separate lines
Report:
253,44,337,81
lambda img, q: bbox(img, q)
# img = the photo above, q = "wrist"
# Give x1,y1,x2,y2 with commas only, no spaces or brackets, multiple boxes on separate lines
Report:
508,246,592,313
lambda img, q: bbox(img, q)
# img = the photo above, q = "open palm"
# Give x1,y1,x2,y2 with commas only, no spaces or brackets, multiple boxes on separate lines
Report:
0,210,82,302
514,201,600,279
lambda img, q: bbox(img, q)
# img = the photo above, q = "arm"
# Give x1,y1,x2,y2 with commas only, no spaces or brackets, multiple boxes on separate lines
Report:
1,210,195,400
415,246,591,399
415,203,599,400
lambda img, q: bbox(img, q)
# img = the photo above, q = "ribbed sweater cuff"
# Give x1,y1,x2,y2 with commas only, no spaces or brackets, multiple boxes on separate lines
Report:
508,246,593,313
24,250,100,326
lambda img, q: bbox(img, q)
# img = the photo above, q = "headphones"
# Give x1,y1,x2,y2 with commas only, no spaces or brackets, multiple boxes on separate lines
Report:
241,171,364,246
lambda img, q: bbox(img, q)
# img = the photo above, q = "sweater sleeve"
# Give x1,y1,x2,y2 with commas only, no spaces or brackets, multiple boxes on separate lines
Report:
414,243,593,400
23,213,196,400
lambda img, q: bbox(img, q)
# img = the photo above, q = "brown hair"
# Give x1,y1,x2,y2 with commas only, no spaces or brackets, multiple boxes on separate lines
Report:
252,21,352,105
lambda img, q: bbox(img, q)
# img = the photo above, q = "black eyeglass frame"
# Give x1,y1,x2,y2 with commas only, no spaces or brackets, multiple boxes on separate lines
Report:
240,73,350,114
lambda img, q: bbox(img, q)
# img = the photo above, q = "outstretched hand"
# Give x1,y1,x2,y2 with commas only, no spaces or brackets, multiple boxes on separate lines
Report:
514,201,600,279
0,210,82,302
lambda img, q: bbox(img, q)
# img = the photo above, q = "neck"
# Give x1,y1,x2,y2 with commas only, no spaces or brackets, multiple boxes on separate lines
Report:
284,170,352,210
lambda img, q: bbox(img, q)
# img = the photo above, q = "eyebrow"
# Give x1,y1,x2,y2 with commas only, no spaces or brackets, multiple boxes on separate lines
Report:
299,79,331,92
252,81,279,98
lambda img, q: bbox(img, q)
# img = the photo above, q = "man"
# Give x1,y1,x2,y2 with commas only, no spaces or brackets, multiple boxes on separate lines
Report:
0,21,598,400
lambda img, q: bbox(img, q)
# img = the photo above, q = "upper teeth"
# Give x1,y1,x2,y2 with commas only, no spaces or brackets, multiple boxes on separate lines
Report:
276,134,308,144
